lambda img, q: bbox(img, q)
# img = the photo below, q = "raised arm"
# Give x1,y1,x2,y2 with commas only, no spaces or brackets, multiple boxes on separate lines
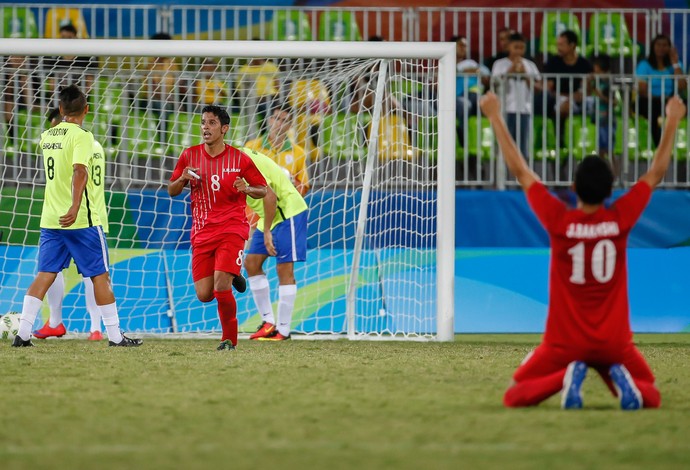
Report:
479,92,540,191
639,96,687,189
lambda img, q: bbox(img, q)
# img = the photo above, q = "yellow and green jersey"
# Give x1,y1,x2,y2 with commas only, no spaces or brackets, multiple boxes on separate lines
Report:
244,136,310,192
241,147,308,232
91,140,109,233
39,121,101,229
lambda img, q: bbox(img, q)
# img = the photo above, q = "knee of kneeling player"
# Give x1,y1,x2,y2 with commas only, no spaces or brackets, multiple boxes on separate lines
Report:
197,291,215,303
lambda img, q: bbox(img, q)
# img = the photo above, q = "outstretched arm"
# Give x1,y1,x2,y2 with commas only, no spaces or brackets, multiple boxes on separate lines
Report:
639,96,686,189
479,92,540,191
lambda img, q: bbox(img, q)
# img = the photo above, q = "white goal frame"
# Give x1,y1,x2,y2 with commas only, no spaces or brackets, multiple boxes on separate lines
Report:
0,38,455,342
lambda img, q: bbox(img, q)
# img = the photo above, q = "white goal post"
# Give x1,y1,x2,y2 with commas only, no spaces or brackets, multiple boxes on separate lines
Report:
0,38,455,341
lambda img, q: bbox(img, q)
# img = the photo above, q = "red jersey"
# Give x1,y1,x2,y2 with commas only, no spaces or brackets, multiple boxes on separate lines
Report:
527,181,652,350
171,144,267,245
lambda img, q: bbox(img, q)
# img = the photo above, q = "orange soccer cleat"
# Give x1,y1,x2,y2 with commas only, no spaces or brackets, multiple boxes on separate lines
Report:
249,321,276,340
257,331,291,341
33,321,67,339
87,331,104,341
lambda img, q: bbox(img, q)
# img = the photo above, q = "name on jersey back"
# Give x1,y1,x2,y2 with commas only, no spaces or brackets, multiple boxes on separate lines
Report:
566,221,620,239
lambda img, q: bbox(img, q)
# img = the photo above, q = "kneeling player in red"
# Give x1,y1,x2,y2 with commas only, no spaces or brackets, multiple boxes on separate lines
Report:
480,92,686,410
168,105,267,350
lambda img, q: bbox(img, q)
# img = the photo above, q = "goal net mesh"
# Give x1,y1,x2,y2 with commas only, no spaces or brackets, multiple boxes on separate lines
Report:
0,46,443,339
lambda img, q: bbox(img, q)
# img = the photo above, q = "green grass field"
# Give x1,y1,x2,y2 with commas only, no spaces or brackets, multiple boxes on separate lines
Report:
1,334,688,470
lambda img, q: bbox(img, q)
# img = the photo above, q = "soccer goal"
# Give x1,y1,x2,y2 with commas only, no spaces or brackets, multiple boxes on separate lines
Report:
0,38,455,341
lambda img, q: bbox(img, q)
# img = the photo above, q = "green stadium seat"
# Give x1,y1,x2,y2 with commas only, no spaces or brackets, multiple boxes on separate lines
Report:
417,116,438,161
586,13,640,58
228,113,248,148
319,113,366,161
12,110,43,154
269,10,312,41
1,7,38,38
533,115,557,160
539,12,582,56
467,116,494,161
118,112,166,160
318,11,361,41
614,116,654,160
563,116,597,160
92,77,126,124
673,119,689,162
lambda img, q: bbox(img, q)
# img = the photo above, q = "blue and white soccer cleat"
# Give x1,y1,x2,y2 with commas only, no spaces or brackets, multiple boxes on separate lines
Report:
609,364,643,410
561,361,588,409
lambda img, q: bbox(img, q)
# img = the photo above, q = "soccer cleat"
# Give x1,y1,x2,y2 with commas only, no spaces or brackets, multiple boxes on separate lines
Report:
609,364,643,410
257,331,291,341
33,321,67,339
11,335,34,347
217,340,236,351
249,321,276,340
88,331,104,341
232,273,247,293
108,333,143,347
561,361,588,410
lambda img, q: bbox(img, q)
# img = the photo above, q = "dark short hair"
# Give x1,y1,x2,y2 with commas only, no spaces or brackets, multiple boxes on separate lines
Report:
201,105,230,127
508,32,526,43
647,34,672,69
59,85,87,117
559,30,578,45
449,35,466,43
59,23,78,35
592,54,612,72
47,107,61,124
271,102,293,118
368,35,385,42
151,32,172,40
574,155,614,204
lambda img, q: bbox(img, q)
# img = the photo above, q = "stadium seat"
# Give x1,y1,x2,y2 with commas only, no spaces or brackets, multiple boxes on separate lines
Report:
466,116,494,161
416,116,438,160
563,116,597,159
13,110,43,154
533,115,557,160
318,11,361,41
614,116,654,160
319,113,366,161
539,12,582,56
44,7,89,38
1,7,38,38
673,119,689,162
269,10,312,41
92,77,126,124
586,13,640,58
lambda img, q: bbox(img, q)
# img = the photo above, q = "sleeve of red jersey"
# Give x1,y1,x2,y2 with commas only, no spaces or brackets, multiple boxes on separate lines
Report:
526,181,565,231
612,180,653,231
170,150,188,182
240,152,268,188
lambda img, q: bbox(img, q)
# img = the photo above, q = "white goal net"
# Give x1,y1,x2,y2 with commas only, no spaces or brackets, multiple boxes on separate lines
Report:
0,39,455,341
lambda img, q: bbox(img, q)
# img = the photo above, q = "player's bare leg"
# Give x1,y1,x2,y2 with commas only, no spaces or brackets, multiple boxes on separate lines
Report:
91,272,142,347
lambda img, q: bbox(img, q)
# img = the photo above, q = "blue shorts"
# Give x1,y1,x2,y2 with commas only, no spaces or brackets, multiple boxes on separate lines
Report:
247,211,308,264
38,227,110,277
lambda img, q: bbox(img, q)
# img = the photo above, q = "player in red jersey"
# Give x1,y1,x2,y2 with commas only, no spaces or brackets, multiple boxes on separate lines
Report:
480,92,686,410
168,105,268,351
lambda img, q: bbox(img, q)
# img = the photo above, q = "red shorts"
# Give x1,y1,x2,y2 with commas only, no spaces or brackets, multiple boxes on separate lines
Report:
191,233,245,282
514,341,656,391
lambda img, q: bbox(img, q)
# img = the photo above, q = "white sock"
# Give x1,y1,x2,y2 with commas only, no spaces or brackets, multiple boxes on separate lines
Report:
249,274,275,324
83,277,101,332
46,271,64,327
277,284,297,337
18,295,43,341
99,302,123,343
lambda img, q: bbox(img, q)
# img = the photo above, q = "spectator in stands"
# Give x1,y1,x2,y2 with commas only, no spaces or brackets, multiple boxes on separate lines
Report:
244,105,310,196
138,32,179,145
194,57,229,108
2,55,39,142
588,55,618,166
452,35,490,144
491,32,541,158
543,30,593,119
484,27,514,72
45,23,97,98
237,49,280,131
635,34,687,146
288,64,332,162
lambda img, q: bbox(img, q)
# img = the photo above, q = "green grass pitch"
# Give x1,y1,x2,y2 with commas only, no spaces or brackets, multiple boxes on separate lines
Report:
1,334,688,469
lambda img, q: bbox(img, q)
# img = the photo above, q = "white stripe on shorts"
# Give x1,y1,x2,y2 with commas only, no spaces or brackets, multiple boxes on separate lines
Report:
97,226,109,273
289,217,297,262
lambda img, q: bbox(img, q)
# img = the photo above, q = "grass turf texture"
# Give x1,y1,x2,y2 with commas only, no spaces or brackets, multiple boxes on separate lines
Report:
0,334,688,469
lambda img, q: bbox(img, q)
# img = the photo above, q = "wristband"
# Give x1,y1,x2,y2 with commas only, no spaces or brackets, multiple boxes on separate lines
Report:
672,63,681,69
